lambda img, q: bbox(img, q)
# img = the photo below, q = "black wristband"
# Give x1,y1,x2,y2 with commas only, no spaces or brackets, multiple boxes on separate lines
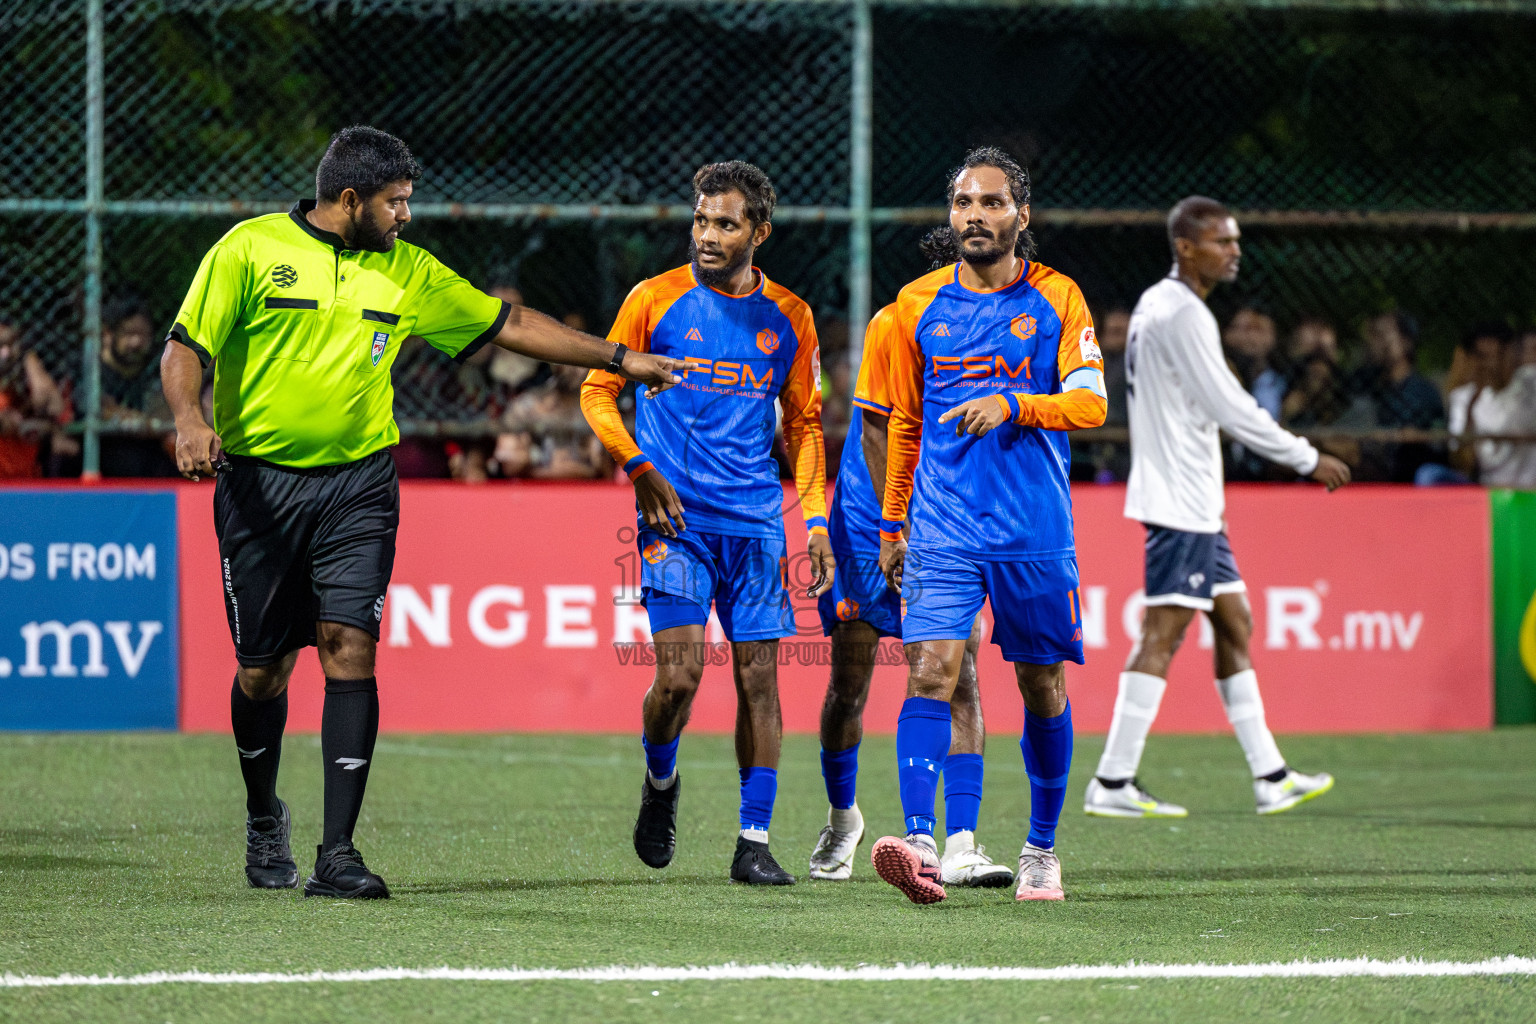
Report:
607,342,629,375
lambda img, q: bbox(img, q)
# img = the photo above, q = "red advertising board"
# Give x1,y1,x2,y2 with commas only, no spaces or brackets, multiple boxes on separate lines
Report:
177,483,1491,734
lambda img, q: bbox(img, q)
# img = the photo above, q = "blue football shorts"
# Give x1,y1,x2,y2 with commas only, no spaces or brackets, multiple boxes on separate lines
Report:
638,527,794,642
901,547,1085,665
816,548,902,639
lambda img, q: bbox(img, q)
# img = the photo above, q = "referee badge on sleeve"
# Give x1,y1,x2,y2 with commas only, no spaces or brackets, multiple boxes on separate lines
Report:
371,331,389,366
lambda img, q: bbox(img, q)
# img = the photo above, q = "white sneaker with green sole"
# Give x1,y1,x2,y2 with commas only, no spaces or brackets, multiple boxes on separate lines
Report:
1255,769,1334,815
1083,777,1189,818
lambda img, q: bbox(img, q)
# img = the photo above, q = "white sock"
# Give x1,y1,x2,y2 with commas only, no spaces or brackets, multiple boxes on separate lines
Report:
944,829,975,857
1215,669,1285,778
648,769,677,790
829,803,862,834
1094,671,1168,780
741,827,769,843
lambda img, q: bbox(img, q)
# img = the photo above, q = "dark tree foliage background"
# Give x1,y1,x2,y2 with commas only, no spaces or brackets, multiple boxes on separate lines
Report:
2,1,1533,390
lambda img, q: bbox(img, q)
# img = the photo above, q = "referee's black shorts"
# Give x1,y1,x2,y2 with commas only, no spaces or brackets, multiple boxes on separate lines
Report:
213,449,399,666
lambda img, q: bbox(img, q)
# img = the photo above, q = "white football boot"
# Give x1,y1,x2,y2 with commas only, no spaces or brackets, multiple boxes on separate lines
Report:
940,831,1015,888
1083,777,1189,818
1255,768,1334,815
808,805,864,880
1014,843,1064,901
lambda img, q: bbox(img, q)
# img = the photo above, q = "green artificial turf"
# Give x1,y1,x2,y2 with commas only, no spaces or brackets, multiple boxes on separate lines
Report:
1,729,1533,1022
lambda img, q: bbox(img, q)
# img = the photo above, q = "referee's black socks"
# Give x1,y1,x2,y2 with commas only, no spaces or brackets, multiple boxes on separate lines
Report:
321,676,380,851
231,676,288,820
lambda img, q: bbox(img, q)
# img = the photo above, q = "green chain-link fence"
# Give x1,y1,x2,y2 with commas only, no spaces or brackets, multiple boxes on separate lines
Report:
3,0,1534,480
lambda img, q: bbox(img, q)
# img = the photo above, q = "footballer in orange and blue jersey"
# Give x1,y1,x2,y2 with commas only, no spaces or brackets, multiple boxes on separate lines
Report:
817,303,903,639
882,258,1106,664
581,263,827,640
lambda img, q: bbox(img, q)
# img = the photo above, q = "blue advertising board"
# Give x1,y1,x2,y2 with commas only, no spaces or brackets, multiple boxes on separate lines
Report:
0,490,178,729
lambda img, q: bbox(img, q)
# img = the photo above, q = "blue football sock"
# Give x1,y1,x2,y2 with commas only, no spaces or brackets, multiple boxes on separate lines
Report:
642,732,679,782
820,742,860,811
943,752,985,836
896,696,952,836
1021,700,1073,850
739,767,778,832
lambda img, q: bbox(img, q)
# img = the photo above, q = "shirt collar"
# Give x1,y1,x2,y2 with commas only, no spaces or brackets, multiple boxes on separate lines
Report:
689,263,766,299
289,199,348,252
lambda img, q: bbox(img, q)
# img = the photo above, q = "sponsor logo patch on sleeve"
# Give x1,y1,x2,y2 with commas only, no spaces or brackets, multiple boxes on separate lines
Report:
1079,326,1103,365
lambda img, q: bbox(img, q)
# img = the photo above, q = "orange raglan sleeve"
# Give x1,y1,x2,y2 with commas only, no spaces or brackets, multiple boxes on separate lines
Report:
775,295,829,537
1003,270,1107,431
580,282,654,480
851,304,898,419
879,290,929,541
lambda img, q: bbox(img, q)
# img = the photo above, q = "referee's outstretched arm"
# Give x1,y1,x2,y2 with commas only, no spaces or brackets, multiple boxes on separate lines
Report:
493,305,683,398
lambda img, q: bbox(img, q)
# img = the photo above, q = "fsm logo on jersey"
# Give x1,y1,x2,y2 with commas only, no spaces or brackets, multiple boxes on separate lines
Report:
0,491,177,729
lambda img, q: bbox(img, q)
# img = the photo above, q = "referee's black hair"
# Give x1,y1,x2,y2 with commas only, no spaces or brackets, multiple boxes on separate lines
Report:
315,125,422,203
943,146,1037,261
1167,196,1232,256
692,161,777,227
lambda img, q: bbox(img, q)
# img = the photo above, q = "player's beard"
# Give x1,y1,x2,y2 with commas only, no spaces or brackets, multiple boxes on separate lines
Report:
690,239,754,289
350,205,399,253
959,223,1017,268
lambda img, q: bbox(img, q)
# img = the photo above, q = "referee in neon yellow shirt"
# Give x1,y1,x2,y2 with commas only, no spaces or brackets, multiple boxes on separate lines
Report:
161,126,681,899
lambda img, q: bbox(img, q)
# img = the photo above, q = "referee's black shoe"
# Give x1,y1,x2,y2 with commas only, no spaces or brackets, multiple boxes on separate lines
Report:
730,835,795,886
633,773,680,869
245,799,299,889
303,842,391,899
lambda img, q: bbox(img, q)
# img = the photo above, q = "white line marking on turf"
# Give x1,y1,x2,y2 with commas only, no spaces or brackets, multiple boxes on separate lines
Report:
365,740,743,771
4,958,1535,988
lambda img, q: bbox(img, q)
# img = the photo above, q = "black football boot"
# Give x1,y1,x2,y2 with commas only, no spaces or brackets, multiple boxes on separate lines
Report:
245,799,299,889
302,841,390,899
730,835,796,885
633,773,681,869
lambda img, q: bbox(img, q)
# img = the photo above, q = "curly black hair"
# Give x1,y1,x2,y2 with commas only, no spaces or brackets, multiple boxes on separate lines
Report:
692,161,777,226
918,225,961,269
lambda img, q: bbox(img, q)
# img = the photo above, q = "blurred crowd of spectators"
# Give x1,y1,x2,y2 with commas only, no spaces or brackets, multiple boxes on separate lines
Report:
1077,304,1536,489
3,290,1534,488
391,285,619,482
0,296,188,480
0,287,623,483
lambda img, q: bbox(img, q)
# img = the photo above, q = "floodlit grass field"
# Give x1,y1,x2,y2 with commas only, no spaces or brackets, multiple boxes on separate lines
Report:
1,729,1533,1022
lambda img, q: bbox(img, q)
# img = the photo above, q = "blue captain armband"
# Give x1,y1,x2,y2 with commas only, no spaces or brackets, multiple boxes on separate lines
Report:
1063,366,1107,398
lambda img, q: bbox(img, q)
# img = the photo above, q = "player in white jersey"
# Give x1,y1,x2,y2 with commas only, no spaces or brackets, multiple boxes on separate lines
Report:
1086,196,1351,819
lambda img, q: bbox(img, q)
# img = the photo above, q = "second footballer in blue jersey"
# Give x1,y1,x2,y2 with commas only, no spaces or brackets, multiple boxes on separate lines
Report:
806,295,1014,888
582,161,834,887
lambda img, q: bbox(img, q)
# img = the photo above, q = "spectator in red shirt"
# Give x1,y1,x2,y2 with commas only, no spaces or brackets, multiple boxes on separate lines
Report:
0,311,70,478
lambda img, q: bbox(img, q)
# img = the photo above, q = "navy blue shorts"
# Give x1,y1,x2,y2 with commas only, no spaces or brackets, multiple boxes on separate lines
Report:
638,528,794,642
901,548,1085,665
1143,525,1245,611
816,550,902,638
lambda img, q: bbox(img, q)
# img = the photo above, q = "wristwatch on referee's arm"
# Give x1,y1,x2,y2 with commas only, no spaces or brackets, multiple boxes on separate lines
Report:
607,342,629,375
